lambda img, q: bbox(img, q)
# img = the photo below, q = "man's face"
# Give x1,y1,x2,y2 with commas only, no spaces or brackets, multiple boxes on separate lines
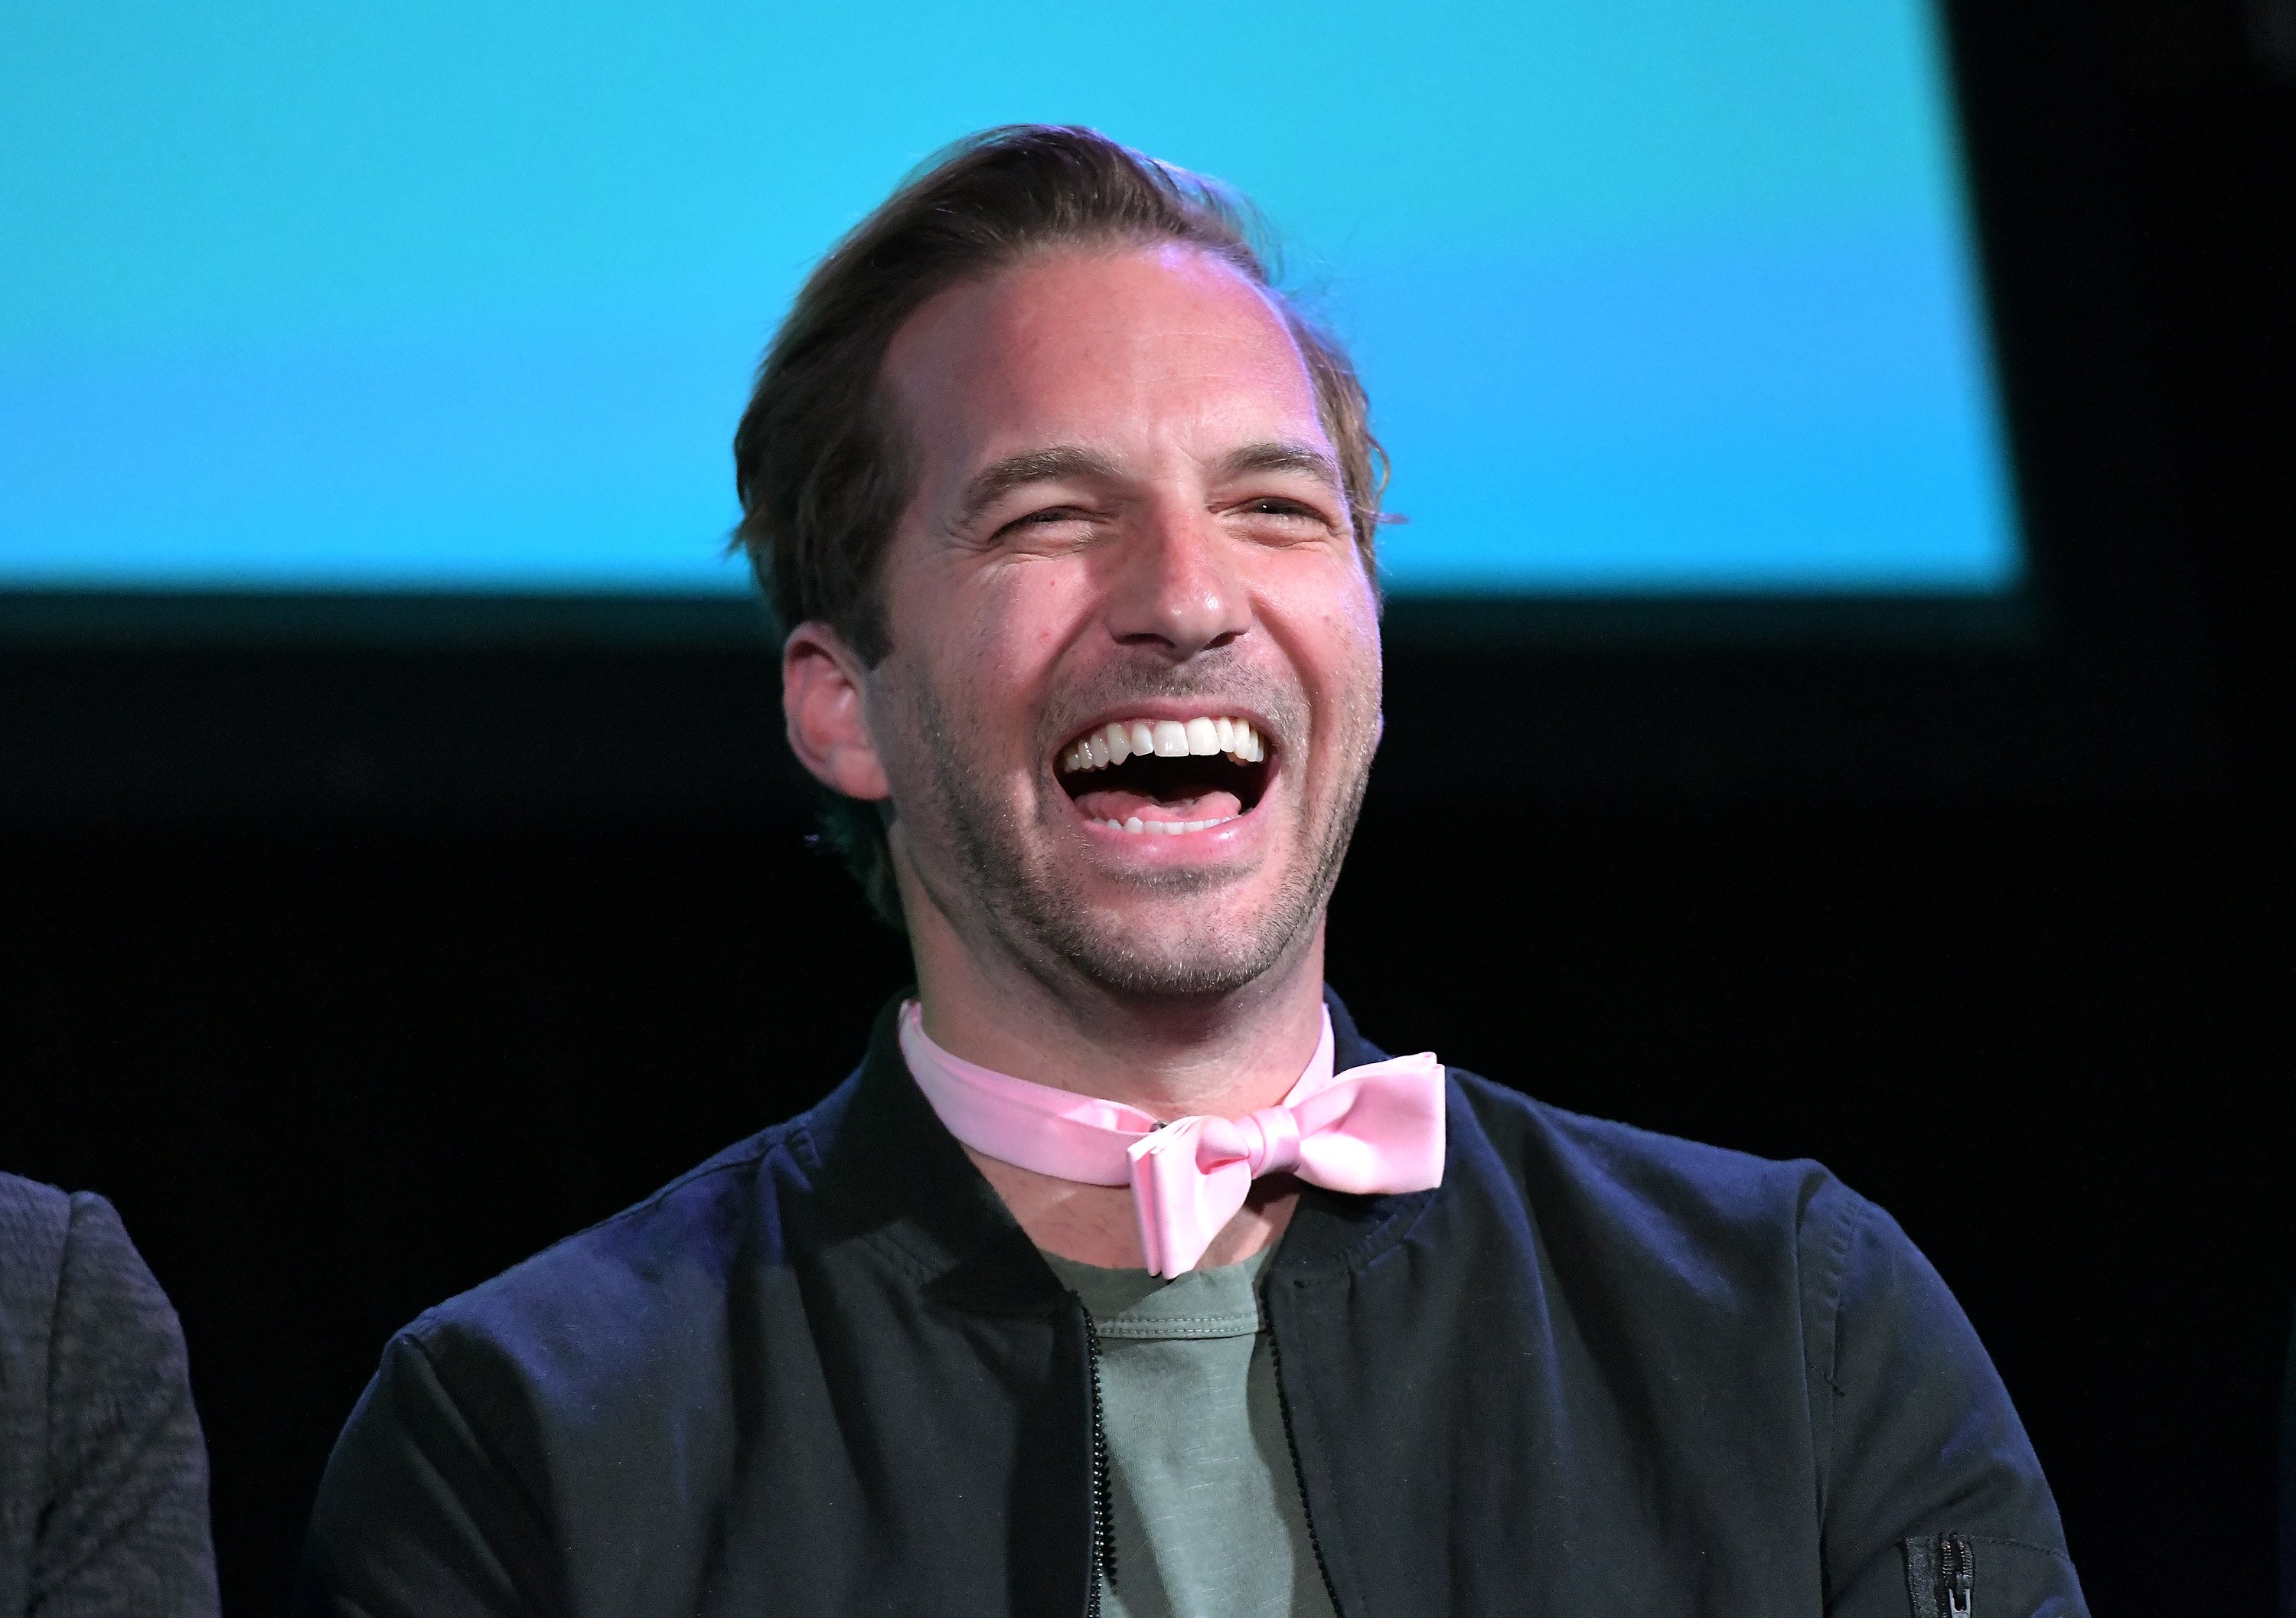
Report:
862,243,1383,998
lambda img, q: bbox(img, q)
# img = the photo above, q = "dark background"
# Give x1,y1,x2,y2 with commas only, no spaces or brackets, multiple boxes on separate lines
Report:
4,2,2293,1613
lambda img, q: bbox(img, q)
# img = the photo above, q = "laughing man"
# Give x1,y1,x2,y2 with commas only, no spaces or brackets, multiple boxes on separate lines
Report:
295,127,2087,1618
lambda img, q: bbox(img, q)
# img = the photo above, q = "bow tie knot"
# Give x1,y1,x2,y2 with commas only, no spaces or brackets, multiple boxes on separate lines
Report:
896,1000,1446,1277
1231,1106,1305,1177
1126,1051,1446,1274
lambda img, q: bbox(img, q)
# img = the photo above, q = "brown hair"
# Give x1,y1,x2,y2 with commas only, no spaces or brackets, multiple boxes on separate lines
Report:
732,124,1384,927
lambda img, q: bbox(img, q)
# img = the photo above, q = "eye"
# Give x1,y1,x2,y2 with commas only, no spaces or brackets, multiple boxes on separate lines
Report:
987,503,1110,553
1229,493,1338,535
996,505,1086,535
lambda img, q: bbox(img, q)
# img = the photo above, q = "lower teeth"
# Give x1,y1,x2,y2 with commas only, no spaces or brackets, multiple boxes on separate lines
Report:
1097,815,1234,835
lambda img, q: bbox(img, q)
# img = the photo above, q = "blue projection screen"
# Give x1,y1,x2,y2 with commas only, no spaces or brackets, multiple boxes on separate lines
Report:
0,1,2017,599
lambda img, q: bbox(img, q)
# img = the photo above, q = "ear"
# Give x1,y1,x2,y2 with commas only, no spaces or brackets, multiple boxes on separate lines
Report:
782,621,892,801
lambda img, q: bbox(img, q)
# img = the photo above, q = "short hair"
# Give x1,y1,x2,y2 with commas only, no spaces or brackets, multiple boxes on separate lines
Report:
732,124,1384,928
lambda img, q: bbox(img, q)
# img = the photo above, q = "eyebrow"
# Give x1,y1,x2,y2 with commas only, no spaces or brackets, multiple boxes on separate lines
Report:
954,446,1124,528
954,439,1345,529
1215,439,1345,491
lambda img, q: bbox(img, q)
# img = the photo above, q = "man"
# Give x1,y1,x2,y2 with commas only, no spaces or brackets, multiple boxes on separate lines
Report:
0,1173,220,1616
295,126,2085,1617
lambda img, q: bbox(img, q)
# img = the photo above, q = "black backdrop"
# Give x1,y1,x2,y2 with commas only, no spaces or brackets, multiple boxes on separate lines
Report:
3,1,2293,1613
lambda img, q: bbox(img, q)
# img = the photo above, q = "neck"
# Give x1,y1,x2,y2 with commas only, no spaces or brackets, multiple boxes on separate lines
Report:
907,912,1331,1123
902,897,1328,1272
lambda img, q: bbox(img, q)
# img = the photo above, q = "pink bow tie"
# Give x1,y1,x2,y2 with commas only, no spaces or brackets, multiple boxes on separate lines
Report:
896,1001,1445,1277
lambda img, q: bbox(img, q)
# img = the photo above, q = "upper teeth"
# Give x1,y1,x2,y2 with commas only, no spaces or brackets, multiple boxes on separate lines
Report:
1059,716,1266,773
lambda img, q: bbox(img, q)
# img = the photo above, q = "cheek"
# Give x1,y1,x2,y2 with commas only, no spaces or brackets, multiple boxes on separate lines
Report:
961,560,1097,677
907,561,1098,755
1266,553,1382,697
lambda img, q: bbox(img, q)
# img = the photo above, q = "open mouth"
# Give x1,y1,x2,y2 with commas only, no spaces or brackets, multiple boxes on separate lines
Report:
1053,715,1274,835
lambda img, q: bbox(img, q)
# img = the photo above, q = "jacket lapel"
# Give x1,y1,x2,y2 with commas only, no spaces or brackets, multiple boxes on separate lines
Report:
1263,992,1453,1617
804,996,1097,1616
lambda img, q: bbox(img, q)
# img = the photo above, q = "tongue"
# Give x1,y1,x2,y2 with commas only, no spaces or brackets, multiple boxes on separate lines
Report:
1073,786,1244,824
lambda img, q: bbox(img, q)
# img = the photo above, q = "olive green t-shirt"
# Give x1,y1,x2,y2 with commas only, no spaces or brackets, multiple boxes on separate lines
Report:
1042,1248,1337,1618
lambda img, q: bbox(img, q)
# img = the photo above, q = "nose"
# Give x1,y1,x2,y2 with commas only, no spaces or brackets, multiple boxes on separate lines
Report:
1103,503,1253,660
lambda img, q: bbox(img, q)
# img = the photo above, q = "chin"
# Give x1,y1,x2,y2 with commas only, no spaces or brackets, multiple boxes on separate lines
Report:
1037,889,1313,1001
1054,938,1287,1001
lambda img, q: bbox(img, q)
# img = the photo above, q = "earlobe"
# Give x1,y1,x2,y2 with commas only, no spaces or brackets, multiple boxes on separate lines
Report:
782,624,892,802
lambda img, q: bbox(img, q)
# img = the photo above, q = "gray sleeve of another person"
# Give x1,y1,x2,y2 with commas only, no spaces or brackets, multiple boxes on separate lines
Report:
0,1175,220,1618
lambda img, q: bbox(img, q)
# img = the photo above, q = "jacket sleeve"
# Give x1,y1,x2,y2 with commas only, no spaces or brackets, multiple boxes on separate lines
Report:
38,1192,220,1618
292,1331,561,1618
1802,1180,2087,1618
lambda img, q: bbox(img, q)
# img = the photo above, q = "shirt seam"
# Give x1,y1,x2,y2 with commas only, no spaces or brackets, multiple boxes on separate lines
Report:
1089,1317,1263,1339
1812,1192,1857,1401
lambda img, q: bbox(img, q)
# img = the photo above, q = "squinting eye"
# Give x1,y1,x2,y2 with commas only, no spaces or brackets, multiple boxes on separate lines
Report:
997,507,1085,537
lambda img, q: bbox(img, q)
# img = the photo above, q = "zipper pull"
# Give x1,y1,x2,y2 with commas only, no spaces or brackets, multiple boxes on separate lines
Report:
1939,1532,1973,1618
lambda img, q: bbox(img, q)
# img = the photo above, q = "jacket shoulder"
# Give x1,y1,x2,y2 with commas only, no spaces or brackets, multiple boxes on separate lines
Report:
1439,1067,1883,1334
1440,1079,2079,1600
0,1171,71,1284
400,1072,859,1378
300,1088,861,1616
1447,1066,1855,1236
1,1178,165,1366
0,1179,217,1617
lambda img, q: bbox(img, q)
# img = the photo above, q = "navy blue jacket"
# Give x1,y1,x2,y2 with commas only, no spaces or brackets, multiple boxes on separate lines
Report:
295,995,2084,1616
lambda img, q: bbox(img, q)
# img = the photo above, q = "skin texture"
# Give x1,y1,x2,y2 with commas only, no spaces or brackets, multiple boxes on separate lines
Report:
782,243,1384,1266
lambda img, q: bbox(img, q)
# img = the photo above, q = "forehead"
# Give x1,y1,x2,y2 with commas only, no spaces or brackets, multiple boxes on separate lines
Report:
881,243,1326,468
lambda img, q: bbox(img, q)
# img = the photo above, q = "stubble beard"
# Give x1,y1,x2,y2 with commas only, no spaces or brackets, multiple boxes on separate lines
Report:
898,671,1378,1003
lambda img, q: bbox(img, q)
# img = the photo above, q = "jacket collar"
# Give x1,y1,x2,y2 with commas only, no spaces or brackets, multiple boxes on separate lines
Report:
805,988,1442,1313
1273,990,1445,1286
